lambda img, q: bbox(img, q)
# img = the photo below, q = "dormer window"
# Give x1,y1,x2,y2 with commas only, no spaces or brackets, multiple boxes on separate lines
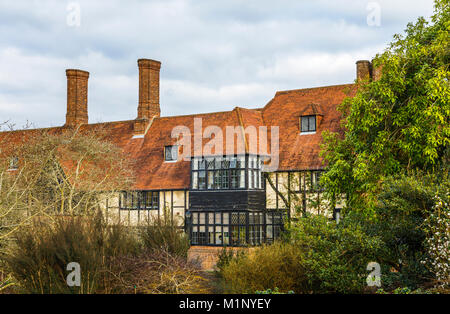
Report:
8,156,19,170
300,115,316,134
164,145,178,162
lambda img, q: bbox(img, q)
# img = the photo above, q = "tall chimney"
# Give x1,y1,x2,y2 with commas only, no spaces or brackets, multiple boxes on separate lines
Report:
356,60,372,82
138,59,161,119
65,69,89,127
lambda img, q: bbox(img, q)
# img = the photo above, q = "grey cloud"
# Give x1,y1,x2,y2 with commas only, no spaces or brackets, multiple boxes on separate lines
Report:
0,0,436,128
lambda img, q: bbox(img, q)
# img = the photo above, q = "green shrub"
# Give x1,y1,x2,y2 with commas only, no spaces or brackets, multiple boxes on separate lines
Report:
4,213,139,294
139,209,189,258
255,288,294,294
220,214,383,294
289,214,384,293
364,172,446,290
215,247,246,276
220,242,308,294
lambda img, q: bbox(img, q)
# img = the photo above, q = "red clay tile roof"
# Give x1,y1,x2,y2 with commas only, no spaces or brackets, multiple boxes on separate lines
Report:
0,83,357,190
262,84,357,171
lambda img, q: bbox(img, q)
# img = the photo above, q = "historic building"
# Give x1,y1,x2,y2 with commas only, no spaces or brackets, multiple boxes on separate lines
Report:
0,58,379,248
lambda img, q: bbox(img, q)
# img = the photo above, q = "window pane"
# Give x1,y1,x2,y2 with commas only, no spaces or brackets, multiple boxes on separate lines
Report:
199,213,206,224
199,226,206,244
208,212,214,224
237,156,245,168
207,158,214,170
266,213,273,224
301,116,309,132
239,212,246,224
309,116,316,131
239,226,247,244
214,157,222,169
249,212,255,224
223,213,230,225
198,171,206,189
171,146,178,160
231,212,239,225
221,170,229,189
192,212,198,224
165,146,178,161
231,170,238,189
215,212,221,224
192,226,198,244
215,226,223,245
223,227,229,245
165,147,172,160
239,170,245,188
214,171,221,189
231,226,239,245
267,225,273,242
199,159,206,170
207,171,214,189
230,156,237,168
192,172,198,189
192,158,199,170
208,226,214,244
144,192,151,208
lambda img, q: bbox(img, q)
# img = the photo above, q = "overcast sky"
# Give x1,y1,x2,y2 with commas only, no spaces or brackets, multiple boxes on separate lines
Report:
0,0,435,128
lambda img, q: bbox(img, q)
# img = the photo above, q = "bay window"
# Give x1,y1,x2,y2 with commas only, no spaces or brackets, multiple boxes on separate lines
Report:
191,155,263,190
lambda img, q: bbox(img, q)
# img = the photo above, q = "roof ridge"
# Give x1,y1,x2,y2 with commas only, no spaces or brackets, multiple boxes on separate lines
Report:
275,83,356,96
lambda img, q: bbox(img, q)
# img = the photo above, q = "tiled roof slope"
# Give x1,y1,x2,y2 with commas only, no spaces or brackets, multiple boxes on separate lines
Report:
262,84,357,171
0,84,356,190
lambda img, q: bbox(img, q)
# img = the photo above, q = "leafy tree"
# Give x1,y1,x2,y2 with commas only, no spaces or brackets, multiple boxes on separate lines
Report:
321,0,449,211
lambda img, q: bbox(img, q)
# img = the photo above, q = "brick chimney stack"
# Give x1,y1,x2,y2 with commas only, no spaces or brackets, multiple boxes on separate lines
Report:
134,59,161,135
138,58,161,119
356,60,372,82
65,69,89,127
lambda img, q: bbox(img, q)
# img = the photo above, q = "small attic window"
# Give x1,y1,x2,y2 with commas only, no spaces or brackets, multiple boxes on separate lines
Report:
8,156,19,170
164,145,178,162
300,115,316,133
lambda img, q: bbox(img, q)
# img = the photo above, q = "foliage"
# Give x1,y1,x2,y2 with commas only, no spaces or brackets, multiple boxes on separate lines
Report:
255,287,294,294
422,190,450,289
215,246,247,275
220,215,384,293
3,213,139,294
287,214,384,293
0,127,135,245
320,0,450,210
104,249,208,294
363,173,437,289
219,242,307,294
139,207,190,258
376,287,434,294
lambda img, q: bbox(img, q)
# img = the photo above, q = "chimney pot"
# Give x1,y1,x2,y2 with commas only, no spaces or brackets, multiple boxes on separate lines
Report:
65,69,89,127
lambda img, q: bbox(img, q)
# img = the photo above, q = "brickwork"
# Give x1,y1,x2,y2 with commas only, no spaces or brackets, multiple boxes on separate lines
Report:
137,58,161,119
65,69,89,127
134,59,161,134
356,60,372,81
372,63,383,81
